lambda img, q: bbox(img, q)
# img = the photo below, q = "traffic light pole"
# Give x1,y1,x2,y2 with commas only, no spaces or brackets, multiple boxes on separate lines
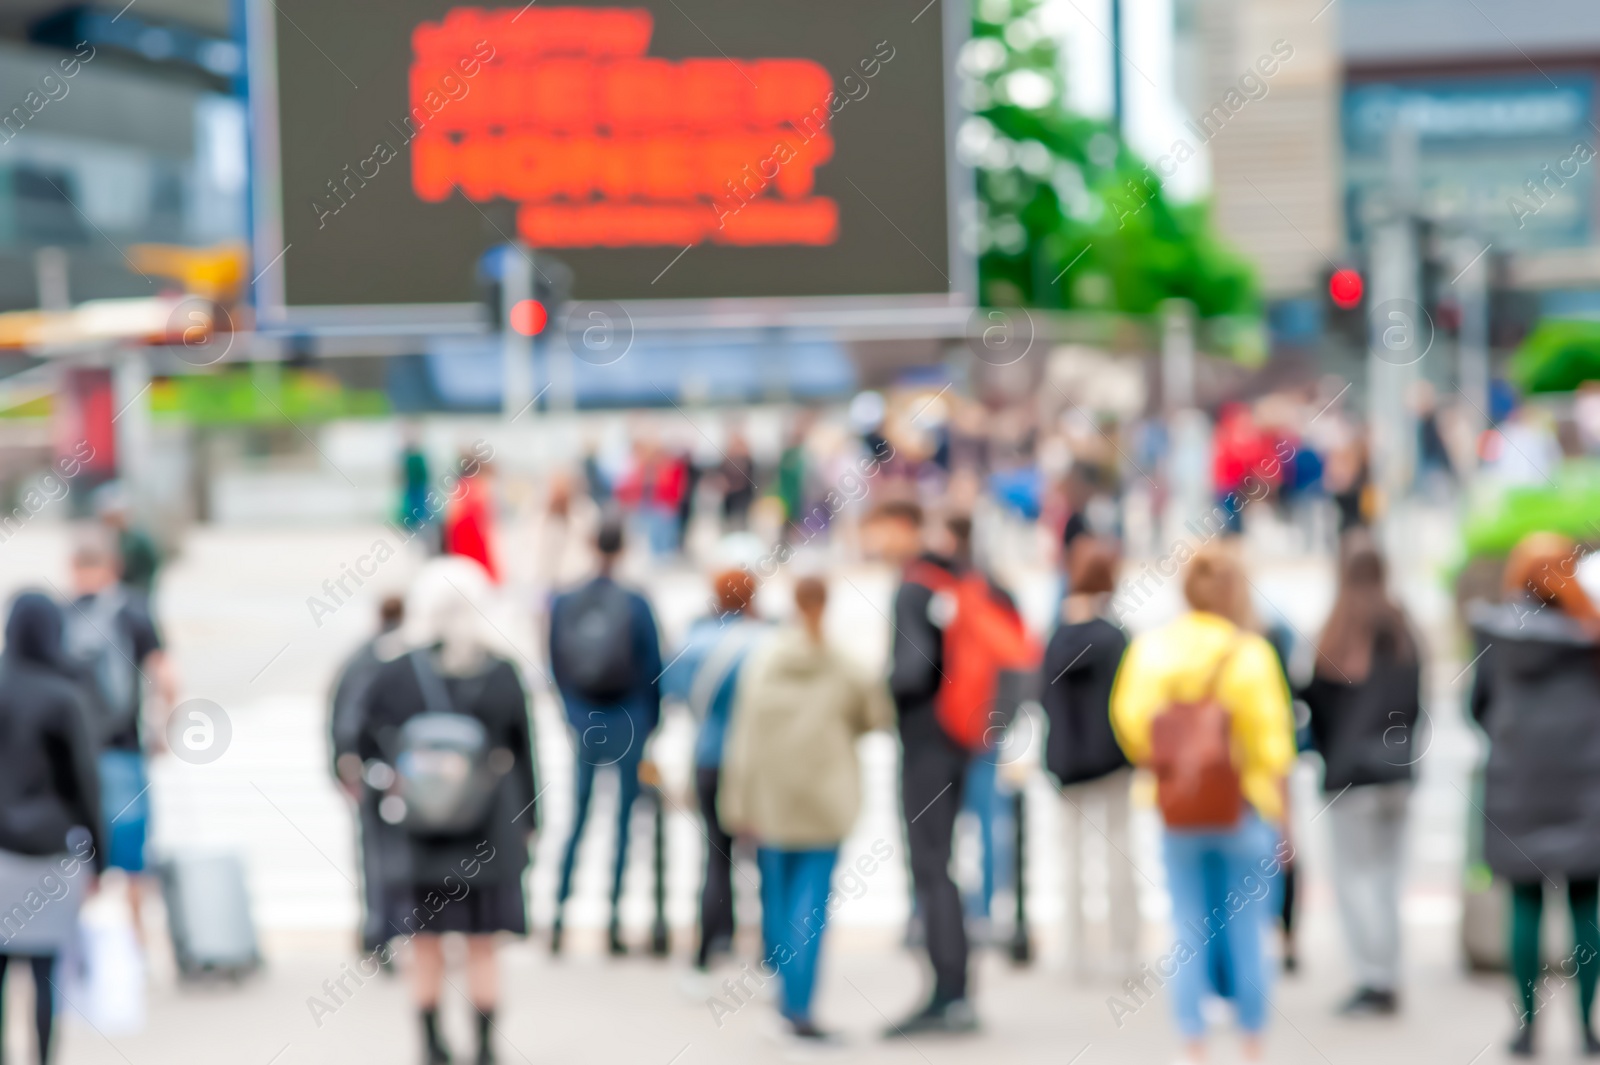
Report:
1161,298,1195,412
1453,235,1491,474
501,244,534,420
1366,121,1422,551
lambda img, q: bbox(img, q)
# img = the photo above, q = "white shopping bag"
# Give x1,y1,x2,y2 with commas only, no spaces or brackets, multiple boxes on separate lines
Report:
59,893,145,1035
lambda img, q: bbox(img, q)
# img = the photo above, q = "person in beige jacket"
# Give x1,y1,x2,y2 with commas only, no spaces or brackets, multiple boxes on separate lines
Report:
720,576,892,1041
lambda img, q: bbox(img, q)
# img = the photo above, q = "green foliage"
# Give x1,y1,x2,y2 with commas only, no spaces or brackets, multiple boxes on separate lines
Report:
964,0,1257,318
1460,462,1600,557
1510,319,1600,395
150,370,390,424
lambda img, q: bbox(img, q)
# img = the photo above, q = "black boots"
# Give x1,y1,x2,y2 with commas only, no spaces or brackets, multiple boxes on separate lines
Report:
421,1008,450,1065
476,1009,497,1065
420,1007,497,1064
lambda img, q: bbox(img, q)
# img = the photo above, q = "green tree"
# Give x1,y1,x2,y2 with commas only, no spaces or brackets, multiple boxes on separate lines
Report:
963,0,1257,318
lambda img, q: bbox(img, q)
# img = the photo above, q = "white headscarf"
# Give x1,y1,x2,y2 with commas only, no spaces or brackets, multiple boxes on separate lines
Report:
402,556,501,676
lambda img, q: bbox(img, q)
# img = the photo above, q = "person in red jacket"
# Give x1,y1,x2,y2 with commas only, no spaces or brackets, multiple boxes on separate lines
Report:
445,459,500,582
1211,404,1273,535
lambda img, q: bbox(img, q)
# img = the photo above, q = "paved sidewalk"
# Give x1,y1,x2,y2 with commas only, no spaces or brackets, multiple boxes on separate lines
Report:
47,912,1529,1065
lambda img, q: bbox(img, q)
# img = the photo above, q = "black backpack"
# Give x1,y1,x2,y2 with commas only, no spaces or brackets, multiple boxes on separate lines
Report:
553,580,636,702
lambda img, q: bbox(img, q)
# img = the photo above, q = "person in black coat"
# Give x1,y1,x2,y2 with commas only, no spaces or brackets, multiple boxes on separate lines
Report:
357,560,537,1065
870,502,990,1035
1469,533,1600,1057
1042,537,1135,978
0,592,105,1065
1299,532,1420,1016
332,595,409,959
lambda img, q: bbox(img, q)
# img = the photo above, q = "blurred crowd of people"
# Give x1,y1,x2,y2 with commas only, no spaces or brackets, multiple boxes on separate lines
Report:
9,372,1600,1065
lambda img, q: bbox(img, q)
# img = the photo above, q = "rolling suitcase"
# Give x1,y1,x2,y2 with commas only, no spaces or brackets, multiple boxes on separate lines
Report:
158,853,261,981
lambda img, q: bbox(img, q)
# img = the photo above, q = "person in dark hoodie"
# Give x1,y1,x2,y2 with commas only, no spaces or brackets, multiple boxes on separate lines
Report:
1300,531,1420,1016
1042,537,1136,978
332,595,408,961
1470,532,1600,1058
0,592,105,1065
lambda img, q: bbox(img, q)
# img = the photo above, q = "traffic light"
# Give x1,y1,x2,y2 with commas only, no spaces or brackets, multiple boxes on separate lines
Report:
1322,265,1368,349
1328,268,1363,309
509,299,548,336
477,246,571,335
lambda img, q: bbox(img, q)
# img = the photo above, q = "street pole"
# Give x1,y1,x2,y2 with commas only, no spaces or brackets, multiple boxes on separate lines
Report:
1454,235,1491,476
113,348,153,506
1161,298,1195,413
1366,120,1422,553
501,244,533,420
1161,299,1208,548
1110,0,1124,132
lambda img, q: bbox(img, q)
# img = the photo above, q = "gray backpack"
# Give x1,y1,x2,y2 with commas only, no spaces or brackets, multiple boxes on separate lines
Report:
63,588,139,741
391,652,500,836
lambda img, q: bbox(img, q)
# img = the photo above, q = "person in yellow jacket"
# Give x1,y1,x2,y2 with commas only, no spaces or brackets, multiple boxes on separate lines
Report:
1109,541,1296,1065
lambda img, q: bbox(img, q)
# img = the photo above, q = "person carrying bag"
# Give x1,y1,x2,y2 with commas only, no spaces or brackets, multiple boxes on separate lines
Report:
1110,542,1296,1065
0,593,106,1065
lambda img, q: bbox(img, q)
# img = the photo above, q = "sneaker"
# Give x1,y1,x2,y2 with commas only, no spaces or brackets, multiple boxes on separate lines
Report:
884,998,979,1038
1583,1027,1600,1056
608,918,627,956
1508,1026,1534,1057
549,918,564,957
1336,987,1398,1017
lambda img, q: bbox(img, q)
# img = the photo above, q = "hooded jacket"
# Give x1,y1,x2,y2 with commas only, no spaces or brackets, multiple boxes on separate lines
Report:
720,626,893,848
0,593,104,868
1470,599,1600,880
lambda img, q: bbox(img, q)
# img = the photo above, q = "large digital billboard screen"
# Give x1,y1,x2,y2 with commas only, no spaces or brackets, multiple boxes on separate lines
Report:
250,0,959,324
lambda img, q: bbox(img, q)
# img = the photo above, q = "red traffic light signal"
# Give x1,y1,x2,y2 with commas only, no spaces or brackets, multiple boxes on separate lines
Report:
509,299,548,336
1329,268,1363,310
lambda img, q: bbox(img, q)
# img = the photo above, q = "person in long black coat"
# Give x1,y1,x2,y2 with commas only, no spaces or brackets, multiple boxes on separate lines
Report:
357,560,537,1065
1469,532,1600,1057
331,595,409,958
0,592,105,1065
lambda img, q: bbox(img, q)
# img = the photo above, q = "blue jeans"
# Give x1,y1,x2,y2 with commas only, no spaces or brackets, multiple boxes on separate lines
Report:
757,847,839,1024
1160,815,1281,1037
99,750,149,873
960,750,1009,919
556,713,644,909
637,505,678,556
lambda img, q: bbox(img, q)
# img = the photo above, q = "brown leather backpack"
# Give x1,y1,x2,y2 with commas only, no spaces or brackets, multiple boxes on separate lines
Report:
1149,638,1246,829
